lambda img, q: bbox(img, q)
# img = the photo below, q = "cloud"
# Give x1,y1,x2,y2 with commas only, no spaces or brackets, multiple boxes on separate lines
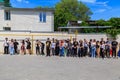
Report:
16,0,22,2
96,1,108,7
94,9,106,13
25,0,29,4
16,0,29,4
78,0,96,3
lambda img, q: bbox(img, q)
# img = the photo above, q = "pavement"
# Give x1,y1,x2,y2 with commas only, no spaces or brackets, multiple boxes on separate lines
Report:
0,55,120,80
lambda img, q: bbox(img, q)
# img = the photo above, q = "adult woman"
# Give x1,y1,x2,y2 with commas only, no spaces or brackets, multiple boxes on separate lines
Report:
96,41,100,58
55,39,59,56
59,40,64,57
91,39,96,58
100,41,105,59
63,40,68,57
9,39,14,55
20,40,25,55
35,40,40,55
26,39,31,55
78,40,84,57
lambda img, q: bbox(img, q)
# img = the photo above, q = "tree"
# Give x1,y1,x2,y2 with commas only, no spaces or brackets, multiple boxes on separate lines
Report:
54,0,92,31
109,17,120,28
96,19,106,26
4,0,11,7
106,17,120,39
106,29,120,39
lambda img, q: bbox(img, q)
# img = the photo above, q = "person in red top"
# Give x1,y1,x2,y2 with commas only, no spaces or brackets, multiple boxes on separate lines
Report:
59,40,64,57
110,46,112,57
20,40,25,55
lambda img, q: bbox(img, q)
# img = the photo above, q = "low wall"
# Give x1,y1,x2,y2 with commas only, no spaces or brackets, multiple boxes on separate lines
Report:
0,32,120,54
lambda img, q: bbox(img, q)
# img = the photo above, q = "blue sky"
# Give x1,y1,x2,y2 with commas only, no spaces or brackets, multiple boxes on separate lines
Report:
10,0,120,20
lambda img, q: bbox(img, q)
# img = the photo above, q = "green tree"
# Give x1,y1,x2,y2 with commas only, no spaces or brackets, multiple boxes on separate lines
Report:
106,29,120,39
96,19,106,26
105,17,120,39
4,0,11,7
54,0,92,31
109,17,120,28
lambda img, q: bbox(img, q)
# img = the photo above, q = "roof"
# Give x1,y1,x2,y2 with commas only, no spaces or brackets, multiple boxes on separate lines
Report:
59,26,112,29
2,7,54,12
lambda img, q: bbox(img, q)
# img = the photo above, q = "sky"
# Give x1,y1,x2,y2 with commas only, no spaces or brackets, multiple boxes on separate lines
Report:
10,0,120,20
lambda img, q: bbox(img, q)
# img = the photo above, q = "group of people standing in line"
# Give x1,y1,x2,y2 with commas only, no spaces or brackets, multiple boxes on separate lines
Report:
3,37,120,58
36,38,120,58
3,38,31,55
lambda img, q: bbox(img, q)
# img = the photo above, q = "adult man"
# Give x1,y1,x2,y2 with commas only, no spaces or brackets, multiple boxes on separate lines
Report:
14,39,19,54
105,38,111,58
3,38,9,54
84,39,88,57
111,38,118,58
73,38,78,57
46,38,51,56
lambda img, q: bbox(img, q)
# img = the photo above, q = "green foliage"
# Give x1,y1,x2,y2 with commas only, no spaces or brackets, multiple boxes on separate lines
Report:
96,19,111,26
96,19,106,26
109,17,120,28
81,21,89,26
35,6,42,9
54,0,93,30
4,0,11,7
106,29,120,39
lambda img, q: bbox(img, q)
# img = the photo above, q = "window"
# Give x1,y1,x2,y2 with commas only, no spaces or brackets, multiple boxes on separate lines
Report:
43,13,46,22
4,11,11,20
3,27,11,31
39,12,46,23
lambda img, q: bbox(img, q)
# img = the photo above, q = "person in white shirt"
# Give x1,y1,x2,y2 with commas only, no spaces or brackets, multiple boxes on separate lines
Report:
3,38,9,54
51,38,56,56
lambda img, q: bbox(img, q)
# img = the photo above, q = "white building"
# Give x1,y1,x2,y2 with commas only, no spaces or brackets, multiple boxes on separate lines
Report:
0,1,54,32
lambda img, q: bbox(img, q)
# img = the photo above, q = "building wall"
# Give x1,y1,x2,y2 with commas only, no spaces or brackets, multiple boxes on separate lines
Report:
0,7,54,32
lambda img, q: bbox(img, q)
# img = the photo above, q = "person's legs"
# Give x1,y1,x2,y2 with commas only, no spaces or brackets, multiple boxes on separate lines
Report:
74,48,77,57
47,48,50,56
36,47,39,55
10,47,14,55
4,47,6,54
6,46,9,54
101,48,104,59
84,47,88,57
91,48,94,58
93,48,96,58
41,48,44,55
112,48,116,57
14,47,17,54
52,48,55,56
78,48,80,58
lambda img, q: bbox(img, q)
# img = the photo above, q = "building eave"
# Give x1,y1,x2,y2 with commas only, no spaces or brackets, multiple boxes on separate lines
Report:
2,7,55,12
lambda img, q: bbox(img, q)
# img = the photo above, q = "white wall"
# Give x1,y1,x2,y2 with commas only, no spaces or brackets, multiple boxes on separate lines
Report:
0,7,54,32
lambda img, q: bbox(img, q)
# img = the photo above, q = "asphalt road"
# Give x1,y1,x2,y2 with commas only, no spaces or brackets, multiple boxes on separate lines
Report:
0,55,120,80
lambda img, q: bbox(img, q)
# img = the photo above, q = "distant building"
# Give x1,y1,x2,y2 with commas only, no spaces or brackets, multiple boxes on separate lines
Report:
59,20,111,33
0,1,54,32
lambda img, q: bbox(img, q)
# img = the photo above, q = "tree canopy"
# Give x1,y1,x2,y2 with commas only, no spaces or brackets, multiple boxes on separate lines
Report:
54,0,93,30
4,0,11,7
108,17,120,28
